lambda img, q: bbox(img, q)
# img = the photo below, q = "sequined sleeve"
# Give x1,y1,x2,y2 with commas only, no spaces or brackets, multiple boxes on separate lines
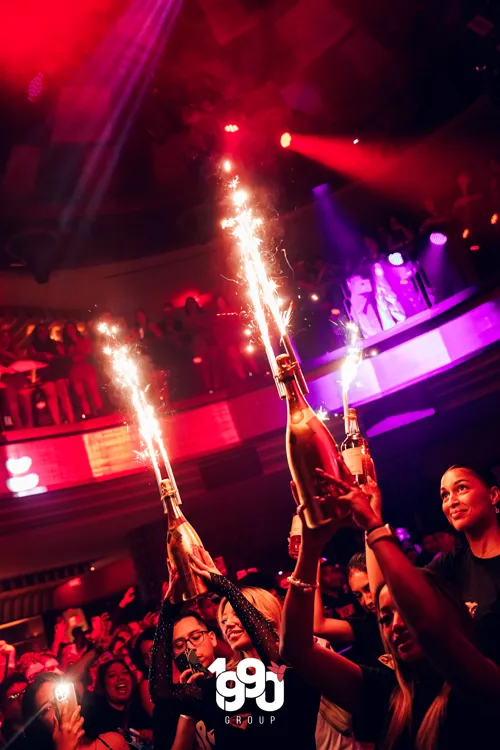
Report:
210,574,281,666
148,599,206,713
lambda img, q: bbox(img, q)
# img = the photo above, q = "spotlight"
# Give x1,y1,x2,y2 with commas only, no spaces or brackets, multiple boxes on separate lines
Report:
470,245,480,252
246,344,255,353
280,132,292,149
223,160,232,172
244,328,251,336
491,213,498,225
462,228,470,239
224,124,239,133
353,138,359,145
90,566,95,572
388,252,404,266
430,232,447,246
310,293,319,302
330,308,340,316
193,356,203,364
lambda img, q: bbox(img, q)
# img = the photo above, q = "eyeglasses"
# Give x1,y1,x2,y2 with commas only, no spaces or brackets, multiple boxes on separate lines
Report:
172,630,209,654
7,690,26,701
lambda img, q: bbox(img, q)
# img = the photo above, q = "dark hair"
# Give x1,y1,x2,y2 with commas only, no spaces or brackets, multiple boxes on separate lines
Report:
173,609,208,630
443,463,499,490
184,297,202,314
0,672,28,706
62,321,82,347
130,627,156,676
94,659,134,701
347,551,367,576
22,673,61,750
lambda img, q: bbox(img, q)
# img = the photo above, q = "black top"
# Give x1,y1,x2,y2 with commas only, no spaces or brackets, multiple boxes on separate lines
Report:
321,590,360,620
81,692,151,739
150,575,319,750
347,615,384,668
428,546,500,664
353,665,496,750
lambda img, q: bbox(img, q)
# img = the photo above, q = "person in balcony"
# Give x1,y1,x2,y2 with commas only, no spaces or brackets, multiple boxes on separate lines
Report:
61,323,102,418
27,325,74,427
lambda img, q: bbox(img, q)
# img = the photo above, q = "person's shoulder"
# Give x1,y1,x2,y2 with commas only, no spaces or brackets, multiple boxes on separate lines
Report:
427,546,468,579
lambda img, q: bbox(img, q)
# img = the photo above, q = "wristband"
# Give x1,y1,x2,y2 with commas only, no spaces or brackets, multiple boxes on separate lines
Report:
366,523,395,549
365,523,384,535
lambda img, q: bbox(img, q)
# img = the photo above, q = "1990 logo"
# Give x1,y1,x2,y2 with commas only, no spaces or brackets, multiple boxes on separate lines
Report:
208,658,285,712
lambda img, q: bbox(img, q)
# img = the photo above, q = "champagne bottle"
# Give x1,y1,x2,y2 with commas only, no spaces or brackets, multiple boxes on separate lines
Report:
160,479,214,602
288,513,302,559
277,353,351,529
341,408,376,485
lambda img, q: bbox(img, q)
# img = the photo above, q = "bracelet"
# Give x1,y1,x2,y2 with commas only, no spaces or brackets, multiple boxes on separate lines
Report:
287,575,318,593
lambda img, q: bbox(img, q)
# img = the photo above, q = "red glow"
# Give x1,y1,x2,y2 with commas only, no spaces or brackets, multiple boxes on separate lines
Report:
280,132,292,149
330,308,341,316
491,213,498,225
470,245,480,252
27,72,44,102
192,356,203,365
224,124,239,133
462,228,470,239
68,577,82,588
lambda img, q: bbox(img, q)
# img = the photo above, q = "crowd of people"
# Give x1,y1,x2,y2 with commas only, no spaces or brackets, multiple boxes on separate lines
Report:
0,295,264,430
0,461,499,749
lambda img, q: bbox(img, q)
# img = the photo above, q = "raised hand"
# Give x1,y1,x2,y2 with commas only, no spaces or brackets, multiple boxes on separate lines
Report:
52,704,84,750
315,469,383,531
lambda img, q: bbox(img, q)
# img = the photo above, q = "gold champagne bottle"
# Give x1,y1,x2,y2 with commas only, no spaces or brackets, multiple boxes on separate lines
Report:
277,353,351,529
341,408,376,485
160,479,215,602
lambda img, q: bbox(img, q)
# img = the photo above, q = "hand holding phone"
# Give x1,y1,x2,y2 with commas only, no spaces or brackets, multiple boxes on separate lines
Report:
54,682,78,725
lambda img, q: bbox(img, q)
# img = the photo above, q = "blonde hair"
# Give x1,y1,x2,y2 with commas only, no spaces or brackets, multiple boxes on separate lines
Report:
218,587,282,665
375,578,455,750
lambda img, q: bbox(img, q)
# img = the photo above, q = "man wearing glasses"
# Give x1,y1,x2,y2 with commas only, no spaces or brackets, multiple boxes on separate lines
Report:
153,610,218,750
0,673,29,750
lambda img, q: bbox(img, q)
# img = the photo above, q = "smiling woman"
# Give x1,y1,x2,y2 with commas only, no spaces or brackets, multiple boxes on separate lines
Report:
429,464,500,663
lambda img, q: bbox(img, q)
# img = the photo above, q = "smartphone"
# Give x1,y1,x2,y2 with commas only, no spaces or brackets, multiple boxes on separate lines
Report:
174,651,190,675
54,681,78,724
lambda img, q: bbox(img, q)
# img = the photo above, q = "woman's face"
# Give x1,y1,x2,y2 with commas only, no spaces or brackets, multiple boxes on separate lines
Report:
34,681,58,732
378,585,423,663
139,639,154,671
103,663,133,705
348,568,375,614
220,603,252,652
440,468,498,534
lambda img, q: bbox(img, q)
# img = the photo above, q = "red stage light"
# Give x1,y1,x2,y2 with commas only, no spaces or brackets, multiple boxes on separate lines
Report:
280,132,292,148
224,124,239,133
462,228,470,239
470,245,480,252
68,577,82,588
192,356,203,364
491,213,498,225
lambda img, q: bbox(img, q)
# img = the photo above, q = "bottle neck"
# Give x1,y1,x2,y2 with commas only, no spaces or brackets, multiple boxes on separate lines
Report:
346,414,361,437
161,482,184,521
282,372,308,408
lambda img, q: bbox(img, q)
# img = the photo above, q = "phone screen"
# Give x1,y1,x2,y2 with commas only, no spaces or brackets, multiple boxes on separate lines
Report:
174,652,190,675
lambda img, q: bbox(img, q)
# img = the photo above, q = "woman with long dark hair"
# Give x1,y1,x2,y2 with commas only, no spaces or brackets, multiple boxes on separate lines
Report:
281,473,500,750
22,673,128,750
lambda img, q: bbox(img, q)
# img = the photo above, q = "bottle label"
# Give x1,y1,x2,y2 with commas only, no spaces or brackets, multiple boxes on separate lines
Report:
342,447,364,476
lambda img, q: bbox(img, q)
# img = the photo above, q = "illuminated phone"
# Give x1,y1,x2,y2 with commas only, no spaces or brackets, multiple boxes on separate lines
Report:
54,682,78,724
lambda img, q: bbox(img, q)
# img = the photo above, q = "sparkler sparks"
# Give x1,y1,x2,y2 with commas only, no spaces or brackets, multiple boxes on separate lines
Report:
99,323,179,504
340,321,362,432
222,176,307,396
315,406,329,422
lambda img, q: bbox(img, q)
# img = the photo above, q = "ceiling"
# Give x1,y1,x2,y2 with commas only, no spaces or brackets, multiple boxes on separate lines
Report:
0,0,497,268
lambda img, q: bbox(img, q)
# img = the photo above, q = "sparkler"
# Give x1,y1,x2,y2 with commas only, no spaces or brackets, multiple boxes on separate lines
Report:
99,323,179,510
222,174,308,397
340,321,362,433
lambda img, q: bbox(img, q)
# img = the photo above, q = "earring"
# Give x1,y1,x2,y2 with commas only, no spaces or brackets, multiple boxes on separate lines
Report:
496,507,500,514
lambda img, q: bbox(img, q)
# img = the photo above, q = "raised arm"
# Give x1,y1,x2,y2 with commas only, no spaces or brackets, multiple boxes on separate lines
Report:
326,476,500,710
279,510,363,714
313,577,355,644
189,556,280,665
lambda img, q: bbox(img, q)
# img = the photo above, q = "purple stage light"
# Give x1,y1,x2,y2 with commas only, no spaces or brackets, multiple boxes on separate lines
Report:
388,252,404,266
430,232,447,245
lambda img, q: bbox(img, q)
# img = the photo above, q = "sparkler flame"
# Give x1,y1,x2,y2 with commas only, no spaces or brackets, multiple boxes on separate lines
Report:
341,321,362,429
99,323,178,498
